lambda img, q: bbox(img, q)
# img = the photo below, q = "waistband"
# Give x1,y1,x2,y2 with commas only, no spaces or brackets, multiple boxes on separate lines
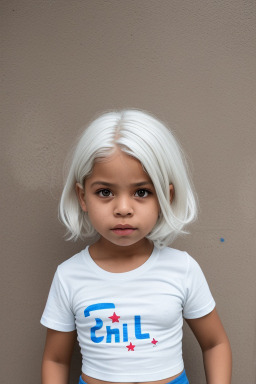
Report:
79,370,189,384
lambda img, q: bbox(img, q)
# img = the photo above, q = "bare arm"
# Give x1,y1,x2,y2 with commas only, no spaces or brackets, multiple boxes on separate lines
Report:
42,328,77,384
186,308,232,384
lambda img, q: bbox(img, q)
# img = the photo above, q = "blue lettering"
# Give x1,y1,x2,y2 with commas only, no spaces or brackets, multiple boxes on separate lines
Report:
84,303,115,318
134,315,150,339
106,326,120,343
91,318,104,343
123,324,128,342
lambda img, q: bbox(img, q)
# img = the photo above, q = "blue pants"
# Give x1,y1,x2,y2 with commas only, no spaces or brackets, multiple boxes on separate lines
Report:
79,370,189,384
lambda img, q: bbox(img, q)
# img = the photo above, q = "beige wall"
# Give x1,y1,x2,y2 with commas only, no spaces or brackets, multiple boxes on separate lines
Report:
1,1,256,383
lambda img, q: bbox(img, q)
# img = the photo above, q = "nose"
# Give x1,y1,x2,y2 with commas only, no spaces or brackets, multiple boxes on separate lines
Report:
113,196,134,217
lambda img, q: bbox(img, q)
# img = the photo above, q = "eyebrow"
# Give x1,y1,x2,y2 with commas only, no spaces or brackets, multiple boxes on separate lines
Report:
90,181,153,188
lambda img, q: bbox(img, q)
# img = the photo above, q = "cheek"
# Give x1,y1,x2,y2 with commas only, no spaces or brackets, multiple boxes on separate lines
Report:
86,203,109,223
153,200,161,216
144,204,160,225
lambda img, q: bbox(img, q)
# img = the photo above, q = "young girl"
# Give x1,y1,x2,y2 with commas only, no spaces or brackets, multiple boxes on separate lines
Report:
41,109,232,384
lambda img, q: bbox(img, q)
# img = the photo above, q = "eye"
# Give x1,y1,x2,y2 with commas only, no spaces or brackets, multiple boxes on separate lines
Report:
135,189,150,198
97,189,113,197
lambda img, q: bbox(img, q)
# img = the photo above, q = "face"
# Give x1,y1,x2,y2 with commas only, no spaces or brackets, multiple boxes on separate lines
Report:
76,150,160,248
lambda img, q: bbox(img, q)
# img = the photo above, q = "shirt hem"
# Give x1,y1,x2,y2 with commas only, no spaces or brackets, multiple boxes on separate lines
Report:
82,362,184,382
183,299,216,319
40,317,76,332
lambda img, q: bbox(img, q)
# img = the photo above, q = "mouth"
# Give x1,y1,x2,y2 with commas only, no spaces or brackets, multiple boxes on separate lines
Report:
111,224,137,236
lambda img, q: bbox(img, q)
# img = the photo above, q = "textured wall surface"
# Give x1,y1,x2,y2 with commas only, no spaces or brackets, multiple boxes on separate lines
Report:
1,1,256,383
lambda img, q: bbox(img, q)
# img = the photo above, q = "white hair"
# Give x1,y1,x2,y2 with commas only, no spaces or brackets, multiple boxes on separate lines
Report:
59,109,198,248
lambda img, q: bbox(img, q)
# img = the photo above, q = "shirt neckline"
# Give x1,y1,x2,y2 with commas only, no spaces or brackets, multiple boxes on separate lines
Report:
84,245,159,280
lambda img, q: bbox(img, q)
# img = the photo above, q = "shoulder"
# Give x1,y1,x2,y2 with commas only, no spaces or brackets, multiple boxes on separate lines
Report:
158,246,188,259
158,246,190,267
157,246,204,277
56,247,88,281
160,246,200,264
157,247,215,318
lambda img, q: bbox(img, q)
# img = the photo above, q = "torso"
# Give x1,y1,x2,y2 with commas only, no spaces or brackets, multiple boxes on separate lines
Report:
82,370,183,384
41,246,214,383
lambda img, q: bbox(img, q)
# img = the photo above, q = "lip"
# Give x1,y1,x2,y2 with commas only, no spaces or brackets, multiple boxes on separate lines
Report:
111,224,137,236
112,224,135,229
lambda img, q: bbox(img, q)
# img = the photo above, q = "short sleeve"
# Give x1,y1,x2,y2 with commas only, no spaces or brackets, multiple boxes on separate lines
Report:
183,255,216,319
40,267,76,332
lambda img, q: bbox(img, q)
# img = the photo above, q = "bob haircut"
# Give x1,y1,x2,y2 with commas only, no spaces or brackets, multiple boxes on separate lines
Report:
59,109,197,248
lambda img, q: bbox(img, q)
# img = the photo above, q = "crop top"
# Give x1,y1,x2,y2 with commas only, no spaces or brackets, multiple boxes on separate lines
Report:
41,246,215,382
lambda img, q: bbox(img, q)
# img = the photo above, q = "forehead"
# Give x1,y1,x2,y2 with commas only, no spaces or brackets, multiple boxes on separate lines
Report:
87,150,152,184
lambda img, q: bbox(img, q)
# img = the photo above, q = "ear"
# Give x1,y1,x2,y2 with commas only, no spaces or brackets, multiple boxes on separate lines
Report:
169,184,175,204
75,183,87,212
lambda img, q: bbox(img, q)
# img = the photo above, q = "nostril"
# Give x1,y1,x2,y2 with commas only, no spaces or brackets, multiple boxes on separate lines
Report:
114,209,133,217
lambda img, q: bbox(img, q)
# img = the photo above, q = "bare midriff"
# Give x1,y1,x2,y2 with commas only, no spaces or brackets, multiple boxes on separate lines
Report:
81,370,183,384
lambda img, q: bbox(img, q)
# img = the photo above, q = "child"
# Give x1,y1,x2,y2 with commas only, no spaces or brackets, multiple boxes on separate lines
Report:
41,110,232,384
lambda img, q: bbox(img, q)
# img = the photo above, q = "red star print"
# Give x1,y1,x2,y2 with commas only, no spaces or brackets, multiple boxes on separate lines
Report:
151,338,158,345
108,312,120,323
126,342,135,351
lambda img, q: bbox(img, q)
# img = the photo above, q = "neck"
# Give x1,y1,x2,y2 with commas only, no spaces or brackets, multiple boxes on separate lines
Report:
89,237,154,261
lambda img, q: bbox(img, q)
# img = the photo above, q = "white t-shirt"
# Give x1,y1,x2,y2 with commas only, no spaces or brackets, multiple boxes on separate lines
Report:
41,246,215,382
